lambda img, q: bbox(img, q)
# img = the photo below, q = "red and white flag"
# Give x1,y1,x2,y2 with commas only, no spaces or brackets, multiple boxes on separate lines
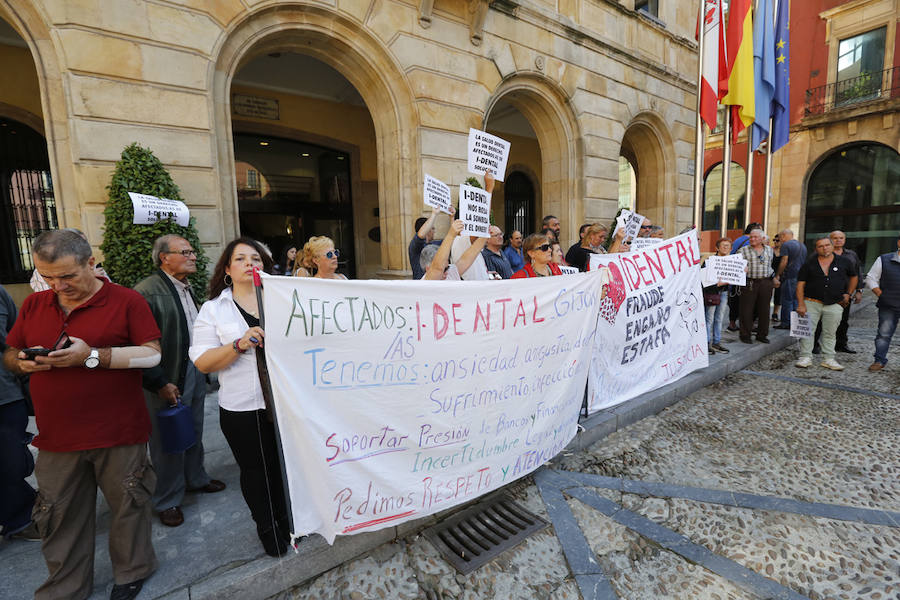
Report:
698,0,727,129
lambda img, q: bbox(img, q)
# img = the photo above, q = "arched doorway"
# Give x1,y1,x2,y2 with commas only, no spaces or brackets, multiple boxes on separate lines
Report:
483,76,580,246
0,14,59,301
502,170,536,237
619,113,676,234
805,143,900,269
211,6,419,277
230,53,366,278
702,161,746,232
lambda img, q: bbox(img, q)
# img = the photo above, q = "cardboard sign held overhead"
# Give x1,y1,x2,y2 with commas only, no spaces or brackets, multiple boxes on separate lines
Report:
622,211,646,242
423,175,453,214
630,237,664,252
467,128,510,182
128,192,190,226
458,184,491,237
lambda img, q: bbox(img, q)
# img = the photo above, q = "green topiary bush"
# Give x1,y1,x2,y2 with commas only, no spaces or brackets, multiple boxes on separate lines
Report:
100,143,209,294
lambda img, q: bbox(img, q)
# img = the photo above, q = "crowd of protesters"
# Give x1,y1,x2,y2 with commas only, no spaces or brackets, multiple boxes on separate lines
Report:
1,184,898,600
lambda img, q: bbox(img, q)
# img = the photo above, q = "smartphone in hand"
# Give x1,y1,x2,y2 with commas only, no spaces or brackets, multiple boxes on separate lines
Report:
19,331,72,360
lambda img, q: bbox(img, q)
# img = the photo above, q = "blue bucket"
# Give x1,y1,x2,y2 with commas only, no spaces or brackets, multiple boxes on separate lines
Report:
157,400,196,454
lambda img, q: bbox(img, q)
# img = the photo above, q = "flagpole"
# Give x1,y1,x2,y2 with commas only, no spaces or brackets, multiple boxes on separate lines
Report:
763,122,773,232
720,110,731,239
692,0,708,229
744,139,754,228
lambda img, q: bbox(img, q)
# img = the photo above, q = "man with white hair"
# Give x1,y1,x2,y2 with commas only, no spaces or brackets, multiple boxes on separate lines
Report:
738,229,777,344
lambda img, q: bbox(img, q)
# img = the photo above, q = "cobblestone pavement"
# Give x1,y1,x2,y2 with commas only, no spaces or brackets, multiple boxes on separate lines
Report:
283,303,899,600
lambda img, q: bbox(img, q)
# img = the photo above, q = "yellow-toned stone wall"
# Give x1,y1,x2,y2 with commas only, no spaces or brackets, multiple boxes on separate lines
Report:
0,0,700,279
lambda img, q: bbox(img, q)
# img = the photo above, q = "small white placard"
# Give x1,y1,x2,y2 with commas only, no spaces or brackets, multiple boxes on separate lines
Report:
630,237,664,252
559,265,579,275
790,311,813,339
458,184,491,238
622,211,646,242
467,128,510,182
423,175,453,214
705,255,747,286
129,192,189,227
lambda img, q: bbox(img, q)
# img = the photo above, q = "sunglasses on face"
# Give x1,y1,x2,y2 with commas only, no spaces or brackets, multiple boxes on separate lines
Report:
323,249,340,259
536,244,551,252
640,225,652,230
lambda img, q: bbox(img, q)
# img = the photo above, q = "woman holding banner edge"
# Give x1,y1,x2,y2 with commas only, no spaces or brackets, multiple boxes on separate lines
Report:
189,237,294,557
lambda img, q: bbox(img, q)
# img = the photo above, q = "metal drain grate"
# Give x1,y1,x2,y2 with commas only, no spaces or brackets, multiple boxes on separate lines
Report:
422,495,549,574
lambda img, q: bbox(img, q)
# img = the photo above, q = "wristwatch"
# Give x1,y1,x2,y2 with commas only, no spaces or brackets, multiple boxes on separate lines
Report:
84,348,100,369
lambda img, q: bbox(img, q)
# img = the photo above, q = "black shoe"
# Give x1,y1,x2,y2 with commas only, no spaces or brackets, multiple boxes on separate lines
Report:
812,345,821,355
708,345,716,355
740,337,753,344
711,344,730,353
110,578,145,600
836,346,857,354
756,337,770,344
773,325,791,330
258,524,290,557
727,325,740,332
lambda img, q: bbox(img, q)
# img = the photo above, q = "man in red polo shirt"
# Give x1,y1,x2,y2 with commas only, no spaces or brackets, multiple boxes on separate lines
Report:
3,230,162,600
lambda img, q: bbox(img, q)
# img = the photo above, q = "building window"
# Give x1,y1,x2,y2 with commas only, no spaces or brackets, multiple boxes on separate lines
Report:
805,143,900,271
503,171,535,239
702,162,745,232
635,0,658,18
246,168,259,190
0,118,57,283
835,27,886,106
618,156,636,211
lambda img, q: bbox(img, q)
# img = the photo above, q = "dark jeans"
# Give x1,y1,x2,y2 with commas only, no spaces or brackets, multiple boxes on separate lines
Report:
219,408,289,546
874,306,900,365
0,399,36,534
739,278,774,340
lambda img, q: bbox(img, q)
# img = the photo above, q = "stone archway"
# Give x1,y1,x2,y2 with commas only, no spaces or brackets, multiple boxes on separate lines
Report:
0,2,73,228
619,112,677,235
211,5,419,275
483,75,582,248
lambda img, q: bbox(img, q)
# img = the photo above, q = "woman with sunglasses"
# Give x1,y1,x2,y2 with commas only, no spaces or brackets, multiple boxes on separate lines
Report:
299,236,347,280
512,233,563,278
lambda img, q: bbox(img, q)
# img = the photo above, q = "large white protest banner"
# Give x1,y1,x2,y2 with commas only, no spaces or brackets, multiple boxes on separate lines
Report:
587,230,708,412
128,192,189,226
459,184,491,237
423,175,453,214
703,255,747,286
261,273,604,543
467,128,510,181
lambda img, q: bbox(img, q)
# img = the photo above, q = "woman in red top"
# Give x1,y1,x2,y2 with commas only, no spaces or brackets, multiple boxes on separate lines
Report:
512,233,563,278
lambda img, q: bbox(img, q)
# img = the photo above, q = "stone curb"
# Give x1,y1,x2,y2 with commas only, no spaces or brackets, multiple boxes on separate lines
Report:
169,299,875,599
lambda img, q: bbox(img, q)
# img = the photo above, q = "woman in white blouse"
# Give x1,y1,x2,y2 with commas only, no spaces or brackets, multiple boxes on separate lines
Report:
189,237,291,557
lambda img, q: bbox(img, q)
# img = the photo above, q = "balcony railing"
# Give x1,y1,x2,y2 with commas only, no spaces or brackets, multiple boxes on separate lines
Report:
804,66,900,116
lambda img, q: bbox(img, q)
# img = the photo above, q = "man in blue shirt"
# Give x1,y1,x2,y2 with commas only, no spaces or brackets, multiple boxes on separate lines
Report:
503,230,525,273
482,226,513,279
774,229,807,328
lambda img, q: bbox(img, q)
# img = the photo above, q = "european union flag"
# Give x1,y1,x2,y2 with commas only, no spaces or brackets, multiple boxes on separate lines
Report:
751,0,775,151
771,0,790,152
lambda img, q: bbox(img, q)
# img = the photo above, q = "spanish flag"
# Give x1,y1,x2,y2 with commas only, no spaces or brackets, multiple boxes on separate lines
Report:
721,0,755,143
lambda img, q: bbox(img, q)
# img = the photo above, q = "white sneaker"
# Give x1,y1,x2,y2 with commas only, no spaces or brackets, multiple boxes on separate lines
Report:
795,357,812,368
820,359,844,371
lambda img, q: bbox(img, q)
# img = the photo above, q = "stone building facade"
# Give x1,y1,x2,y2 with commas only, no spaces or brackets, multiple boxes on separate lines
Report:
0,0,701,301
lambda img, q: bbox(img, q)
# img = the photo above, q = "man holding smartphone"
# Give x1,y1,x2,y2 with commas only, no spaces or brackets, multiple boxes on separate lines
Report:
2,230,162,600
135,235,224,528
